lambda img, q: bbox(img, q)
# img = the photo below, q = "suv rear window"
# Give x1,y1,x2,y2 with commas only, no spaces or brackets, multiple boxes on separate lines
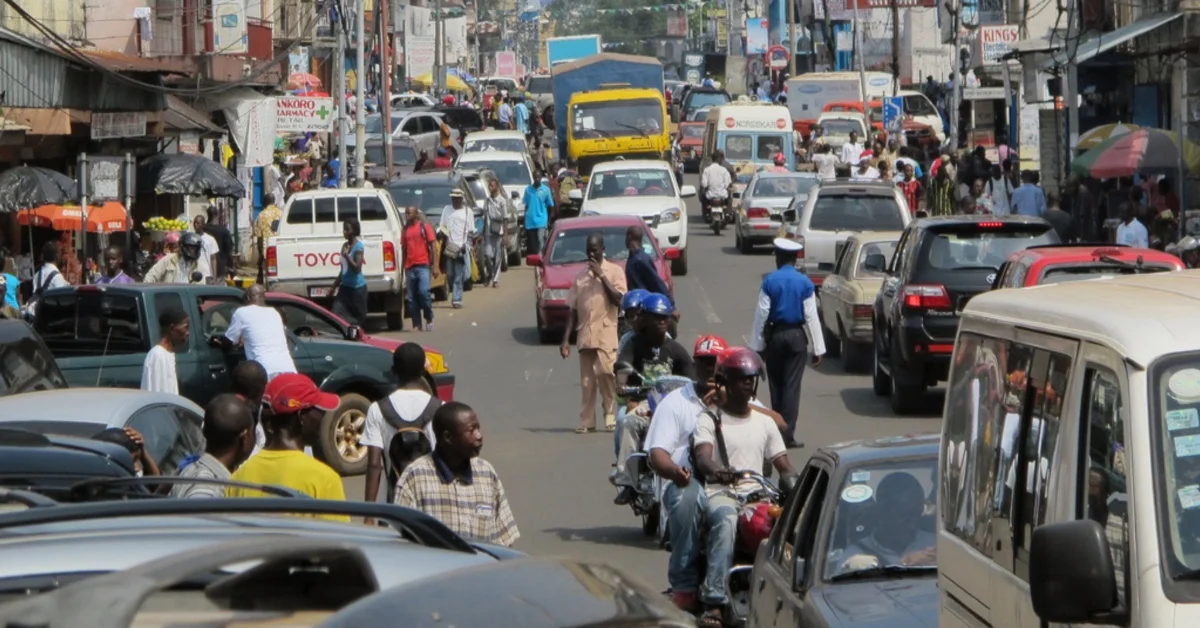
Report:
36,291,145,354
809,194,905,231
527,76,552,93
1040,263,1175,285
388,182,455,218
914,223,1058,282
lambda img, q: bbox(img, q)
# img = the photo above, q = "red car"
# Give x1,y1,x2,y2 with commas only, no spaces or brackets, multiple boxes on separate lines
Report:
678,121,705,172
992,244,1184,289
265,292,455,401
528,215,680,344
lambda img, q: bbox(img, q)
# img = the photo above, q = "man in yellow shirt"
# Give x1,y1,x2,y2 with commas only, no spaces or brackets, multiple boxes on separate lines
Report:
254,193,283,283
227,373,349,522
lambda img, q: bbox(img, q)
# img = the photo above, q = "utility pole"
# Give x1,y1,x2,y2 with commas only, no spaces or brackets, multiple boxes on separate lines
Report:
433,0,444,92
787,0,797,75
336,2,348,188
890,0,900,96
851,0,868,108
1063,0,1080,184
948,1,962,151
381,0,394,180
353,0,366,186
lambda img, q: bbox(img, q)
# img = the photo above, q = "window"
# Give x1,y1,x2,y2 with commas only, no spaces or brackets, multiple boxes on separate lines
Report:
783,469,829,583
755,134,789,160
685,91,730,110
35,291,145,355
277,302,343,338
587,169,675,200
463,160,532,187
832,241,855,278
387,183,454,218
903,94,938,117
359,195,388,221
286,198,314,224
773,467,815,564
752,177,818,199
1013,353,1070,579
198,296,240,336
571,99,663,138
856,240,897,277
808,195,906,232
1083,366,1128,603
419,116,441,135
313,196,337,223
723,134,753,161
402,117,420,135
128,405,202,475
681,124,705,139
465,138,527,153
548,226,655,265
989,343,1035,570
0,337,68,396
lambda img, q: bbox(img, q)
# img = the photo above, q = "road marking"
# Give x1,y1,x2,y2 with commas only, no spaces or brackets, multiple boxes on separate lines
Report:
691,277,722,324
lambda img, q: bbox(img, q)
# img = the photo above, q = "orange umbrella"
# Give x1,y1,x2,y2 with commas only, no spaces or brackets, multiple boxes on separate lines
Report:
18,201,130,233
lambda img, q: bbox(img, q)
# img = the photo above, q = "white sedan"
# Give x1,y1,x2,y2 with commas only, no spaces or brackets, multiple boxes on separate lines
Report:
570,160,695,275
461,130,529,155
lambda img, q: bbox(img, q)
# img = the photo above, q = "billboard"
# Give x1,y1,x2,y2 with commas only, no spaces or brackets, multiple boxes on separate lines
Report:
746,18,769,54
495,51,517,77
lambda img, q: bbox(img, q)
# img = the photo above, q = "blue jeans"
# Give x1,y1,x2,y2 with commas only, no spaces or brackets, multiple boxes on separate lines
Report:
526,227,546,255
664,478,707,594
446,255,469,304
612,408,649,487
405,266,433,328
702,492,740,605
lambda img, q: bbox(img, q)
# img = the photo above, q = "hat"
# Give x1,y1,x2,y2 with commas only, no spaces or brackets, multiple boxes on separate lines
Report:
858,150,874,163
773,152,785,165
449,189,465,199
263,373,339,416
163,231,181,245
773,237,803,252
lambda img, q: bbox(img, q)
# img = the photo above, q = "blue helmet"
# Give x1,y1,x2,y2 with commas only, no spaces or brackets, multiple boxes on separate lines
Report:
641,293,673,317
621,289,651,312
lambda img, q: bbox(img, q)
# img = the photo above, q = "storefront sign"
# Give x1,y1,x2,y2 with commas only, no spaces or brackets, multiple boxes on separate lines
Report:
91,112,147,140
963,87,1006,100
275,97,336,133
495,51,517,77
88,156,128,202
978,25,1019,65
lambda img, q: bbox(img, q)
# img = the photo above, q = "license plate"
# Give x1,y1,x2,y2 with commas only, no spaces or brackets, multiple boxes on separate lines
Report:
309,286,333,298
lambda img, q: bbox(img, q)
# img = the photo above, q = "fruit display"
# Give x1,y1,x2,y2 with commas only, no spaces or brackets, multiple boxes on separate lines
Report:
144,217,190,232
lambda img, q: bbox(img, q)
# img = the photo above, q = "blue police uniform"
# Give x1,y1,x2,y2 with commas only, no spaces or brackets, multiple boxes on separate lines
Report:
749,239,827,446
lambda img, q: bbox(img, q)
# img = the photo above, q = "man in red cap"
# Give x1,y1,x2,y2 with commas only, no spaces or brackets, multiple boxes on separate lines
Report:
227,373,349,521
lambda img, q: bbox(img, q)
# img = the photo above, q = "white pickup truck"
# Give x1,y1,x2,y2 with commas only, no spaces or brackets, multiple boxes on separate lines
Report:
265,188,407,329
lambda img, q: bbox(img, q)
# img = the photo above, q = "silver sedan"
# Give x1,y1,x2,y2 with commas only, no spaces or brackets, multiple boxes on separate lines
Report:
735,172,820,254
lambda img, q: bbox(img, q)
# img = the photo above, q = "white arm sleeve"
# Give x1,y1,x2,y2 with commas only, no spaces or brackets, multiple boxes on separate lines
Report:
748,289,771,352
803,294,826,356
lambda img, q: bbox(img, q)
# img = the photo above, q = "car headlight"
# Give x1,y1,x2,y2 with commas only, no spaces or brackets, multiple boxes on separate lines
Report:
659,207,681,223
542,288,570,301
581,209,600,217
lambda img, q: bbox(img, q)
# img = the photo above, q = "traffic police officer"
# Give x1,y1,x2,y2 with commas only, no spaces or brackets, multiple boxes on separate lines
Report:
748,238,826,448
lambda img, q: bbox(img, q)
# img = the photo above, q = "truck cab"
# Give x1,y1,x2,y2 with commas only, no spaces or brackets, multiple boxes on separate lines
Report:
567,85,668,176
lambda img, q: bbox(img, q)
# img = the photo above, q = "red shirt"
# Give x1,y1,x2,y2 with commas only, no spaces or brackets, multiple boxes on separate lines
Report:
433,156,452,169
897,179,923,215
403,222,436,269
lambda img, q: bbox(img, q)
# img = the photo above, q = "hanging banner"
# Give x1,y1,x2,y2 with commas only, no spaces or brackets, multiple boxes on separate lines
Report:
405,5,436,77
495,51,517,77
211,0,248,54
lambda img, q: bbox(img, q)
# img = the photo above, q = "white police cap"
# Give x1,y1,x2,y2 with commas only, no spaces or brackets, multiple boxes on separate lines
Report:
773,237,803,252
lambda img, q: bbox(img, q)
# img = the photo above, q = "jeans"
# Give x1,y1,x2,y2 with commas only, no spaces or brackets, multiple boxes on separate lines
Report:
446,255,469,305
612,409,650,487
332,284,368,327
702,492,740,606
526,227,546,255
484,233,504,284
664,478,707,594
405,266,433,328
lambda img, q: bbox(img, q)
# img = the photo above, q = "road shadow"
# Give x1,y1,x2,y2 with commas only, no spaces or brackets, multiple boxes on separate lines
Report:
813,359,869,378
839,387,946,419
511,326,544,346
720,245,773,256
521,427,591,434
543,525,661,550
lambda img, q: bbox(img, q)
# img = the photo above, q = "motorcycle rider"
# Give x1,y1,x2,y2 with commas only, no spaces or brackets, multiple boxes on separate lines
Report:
700,150,732,223
612,293,695,505
143,232,212,284
693,347,797,627
617,288,651,347
1178,235,1200,268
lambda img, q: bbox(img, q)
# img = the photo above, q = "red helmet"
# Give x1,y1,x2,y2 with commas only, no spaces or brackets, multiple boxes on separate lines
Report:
716,347,764,380
693,335,728,358
442,94,455,106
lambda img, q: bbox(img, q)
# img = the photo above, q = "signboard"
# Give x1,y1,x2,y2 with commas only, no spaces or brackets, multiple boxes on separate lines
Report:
722,115,790,131
747,18,769,54
666,7,687,37
275,97,336,132
495,51,517,77
91,112,147,139
88,156,128,202
963,86,1006,100
712,9,727,51
288,47,310,74
883,96,903,134
978,25,1018,65
211,0,248,54
767,45,788,70
406,5,436,76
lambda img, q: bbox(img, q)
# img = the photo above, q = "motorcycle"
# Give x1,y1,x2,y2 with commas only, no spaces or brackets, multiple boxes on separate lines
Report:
708,197,732,235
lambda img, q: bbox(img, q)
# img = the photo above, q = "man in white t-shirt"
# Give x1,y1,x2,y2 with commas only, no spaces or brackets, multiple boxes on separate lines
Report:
691,347,797,626
141,306,190,395
839,130,865,166
193,214,221,276
217,285,296,378
1115,202,1149,248
362,343,443,514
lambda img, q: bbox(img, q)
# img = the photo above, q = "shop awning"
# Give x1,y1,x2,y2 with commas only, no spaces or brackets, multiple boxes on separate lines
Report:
1040,13,1182,70
163,96,224,135
0,108,90,135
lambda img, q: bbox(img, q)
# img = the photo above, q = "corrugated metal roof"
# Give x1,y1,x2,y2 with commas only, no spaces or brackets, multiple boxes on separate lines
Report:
78,48,194,76
164,96,224,134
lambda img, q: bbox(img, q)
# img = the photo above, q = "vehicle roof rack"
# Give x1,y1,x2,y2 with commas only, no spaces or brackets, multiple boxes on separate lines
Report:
0,498,476,553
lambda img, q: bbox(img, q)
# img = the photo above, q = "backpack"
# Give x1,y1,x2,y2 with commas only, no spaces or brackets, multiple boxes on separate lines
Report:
380,394,443,501
21,269,59,322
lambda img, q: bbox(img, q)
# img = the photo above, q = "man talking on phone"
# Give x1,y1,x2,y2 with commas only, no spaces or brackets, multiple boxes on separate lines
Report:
561,233,626,433
644,336,785,613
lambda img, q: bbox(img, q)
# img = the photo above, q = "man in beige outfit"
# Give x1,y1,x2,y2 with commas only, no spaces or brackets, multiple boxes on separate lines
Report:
560,233,626,433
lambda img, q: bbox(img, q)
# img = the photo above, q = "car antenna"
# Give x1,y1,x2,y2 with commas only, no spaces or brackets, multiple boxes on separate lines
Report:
96,326,113,387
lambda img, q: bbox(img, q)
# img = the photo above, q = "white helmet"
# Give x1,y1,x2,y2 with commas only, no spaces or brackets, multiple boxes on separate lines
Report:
1179,236,1200,253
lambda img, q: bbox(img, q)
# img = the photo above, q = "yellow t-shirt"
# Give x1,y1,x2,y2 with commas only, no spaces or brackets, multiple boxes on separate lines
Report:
227,449,350,522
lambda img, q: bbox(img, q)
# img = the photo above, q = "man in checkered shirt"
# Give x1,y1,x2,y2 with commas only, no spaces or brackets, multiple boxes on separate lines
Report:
396,401,520,546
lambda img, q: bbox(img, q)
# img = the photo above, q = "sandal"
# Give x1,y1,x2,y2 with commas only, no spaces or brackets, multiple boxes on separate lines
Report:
698,608,724,627
574,426,595,434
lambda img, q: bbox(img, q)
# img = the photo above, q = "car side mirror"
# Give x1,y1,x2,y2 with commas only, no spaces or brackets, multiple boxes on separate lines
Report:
526,253,542,266
783,209,797,223
680,184,697,198
346,325,362,342
568,189,583,201
1030,520,1121,623
864,253,886,272
792,556,807,591
664,247,681,261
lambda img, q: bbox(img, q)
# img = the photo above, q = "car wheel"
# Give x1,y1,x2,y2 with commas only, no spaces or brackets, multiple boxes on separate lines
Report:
642,502,660,536
536,306,555,344
508,250,522,267
738,233,752,254
671,248,688,276
888,337,924,414
872,333,890,396
822,315,841,359
319,393,371,476
386,311,404,331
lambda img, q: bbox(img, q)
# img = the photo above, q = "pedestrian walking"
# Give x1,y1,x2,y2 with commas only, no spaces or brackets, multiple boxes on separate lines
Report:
560,233,626,432
747,238,826,448
171,394,255,498
254,193,282,283
396,401,520,546
141,306,189,395
523,175,552,255
331,218,368,325
1011,171,1048,217
438,190,476,308
214,285,296,379
402,205,438,331
483,178,508,287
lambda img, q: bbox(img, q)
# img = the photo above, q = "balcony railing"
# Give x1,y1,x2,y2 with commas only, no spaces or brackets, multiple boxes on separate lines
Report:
142,18,184,57
202,17,274,60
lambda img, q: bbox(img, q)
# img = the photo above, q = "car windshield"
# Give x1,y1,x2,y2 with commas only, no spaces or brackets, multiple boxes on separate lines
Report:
809,195,905,232
461,160,532,186
916,226,1058,277
572,99,664,138
687,108,711,122
365,144,416,165
527,76,552,93
687,91,730,110
588,169,675,200
464,138,527,153
752,177,817,198
1039,263,1175,285
548,226,654,265
681,124,705,139
856,240,898,276
824,458,938,580
387,183,455,218
821,119,864,136
364,115,401,135
904,94,939,116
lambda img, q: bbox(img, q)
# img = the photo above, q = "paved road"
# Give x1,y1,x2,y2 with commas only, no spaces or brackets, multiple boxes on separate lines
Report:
342,178,942,589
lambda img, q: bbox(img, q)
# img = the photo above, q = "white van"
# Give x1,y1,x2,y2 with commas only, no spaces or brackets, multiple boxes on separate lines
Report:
266,188,406,329
939,271,1200,628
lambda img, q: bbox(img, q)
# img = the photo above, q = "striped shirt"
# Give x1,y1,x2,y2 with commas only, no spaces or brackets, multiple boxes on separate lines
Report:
926,177,956,217
397,453,520,546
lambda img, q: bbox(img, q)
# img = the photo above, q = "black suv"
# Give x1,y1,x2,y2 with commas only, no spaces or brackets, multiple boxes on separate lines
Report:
871,215,1059,413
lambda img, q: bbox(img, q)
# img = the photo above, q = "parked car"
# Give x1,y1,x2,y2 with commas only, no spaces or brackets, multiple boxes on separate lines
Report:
0,429,143,501
529,215,678,344
779,180,910,287
354,109,444,154
677,121,705,172
390,91,437,108
0,319,69,399
991,243,1184,288
571,159,695,276
872,215,1059,413
0,388,204,474
267,187,406,329
387,171,483,298
748,434,939,628
818,231,902,372
461,129,529,155
34,284,415,475
457,166,523,268
362,136,419,183
735,172,819,254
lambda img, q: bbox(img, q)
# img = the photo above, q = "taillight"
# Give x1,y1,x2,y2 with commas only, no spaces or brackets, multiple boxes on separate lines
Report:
902,285,952,311
266,245,278,277
383,241,397,272
853,305,873,319
747,207,770,219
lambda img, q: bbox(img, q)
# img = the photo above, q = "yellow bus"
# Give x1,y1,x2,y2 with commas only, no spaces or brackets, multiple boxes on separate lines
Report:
567,85,669,176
